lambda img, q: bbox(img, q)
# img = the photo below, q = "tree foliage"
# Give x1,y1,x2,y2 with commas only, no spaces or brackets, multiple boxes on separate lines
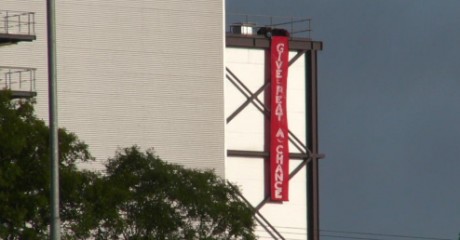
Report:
87,146,256,240
0,91,95,239
0,91,256,239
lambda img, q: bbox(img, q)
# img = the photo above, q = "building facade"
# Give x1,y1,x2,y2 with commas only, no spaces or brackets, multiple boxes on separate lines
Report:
1,2,322,239
2,0,226,175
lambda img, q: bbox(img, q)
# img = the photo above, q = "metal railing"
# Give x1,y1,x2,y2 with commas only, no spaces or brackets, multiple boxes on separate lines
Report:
227,14,312,38
0,66,36,93
0,10,36,36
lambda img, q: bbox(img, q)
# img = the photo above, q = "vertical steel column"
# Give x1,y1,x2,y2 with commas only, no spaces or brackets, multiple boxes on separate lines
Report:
47,0,60,239
306,50,319,240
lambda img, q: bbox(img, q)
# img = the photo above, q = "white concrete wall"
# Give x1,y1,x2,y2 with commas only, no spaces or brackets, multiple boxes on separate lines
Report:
1,1,225,176
225,47,309,239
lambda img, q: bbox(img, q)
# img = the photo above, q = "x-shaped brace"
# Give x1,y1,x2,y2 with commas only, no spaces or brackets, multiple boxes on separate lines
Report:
225,50,312,240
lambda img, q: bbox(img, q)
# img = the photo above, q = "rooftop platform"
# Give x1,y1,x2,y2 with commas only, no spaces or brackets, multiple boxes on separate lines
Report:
0,66,37,99
226,14,322,50
0,10,36,45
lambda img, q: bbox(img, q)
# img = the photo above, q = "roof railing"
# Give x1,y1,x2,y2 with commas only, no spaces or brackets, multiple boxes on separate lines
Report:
0,66,36,94
0,10,36,36
227,14,312,38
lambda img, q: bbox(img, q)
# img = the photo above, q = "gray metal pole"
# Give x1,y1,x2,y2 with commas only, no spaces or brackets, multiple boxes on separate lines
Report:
46,0,60,239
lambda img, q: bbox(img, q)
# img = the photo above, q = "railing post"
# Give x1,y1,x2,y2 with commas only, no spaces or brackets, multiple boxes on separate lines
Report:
3,73,6,89
28,13,30,35
6,70,11,89
4,11,8,34
33,70,36,92
32,13,36,35
19,72,22,89
18,14,22,34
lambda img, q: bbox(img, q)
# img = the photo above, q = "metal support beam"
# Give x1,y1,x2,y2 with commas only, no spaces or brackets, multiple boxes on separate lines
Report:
306,50,320,240
226,34,323,51
227,150,309,160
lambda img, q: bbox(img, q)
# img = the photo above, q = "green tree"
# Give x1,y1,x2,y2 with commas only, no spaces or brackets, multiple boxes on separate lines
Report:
0,91,95,239
0,91,256,239
89,146,256,240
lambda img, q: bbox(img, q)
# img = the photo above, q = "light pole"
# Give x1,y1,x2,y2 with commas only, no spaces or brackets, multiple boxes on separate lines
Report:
46,0,60,239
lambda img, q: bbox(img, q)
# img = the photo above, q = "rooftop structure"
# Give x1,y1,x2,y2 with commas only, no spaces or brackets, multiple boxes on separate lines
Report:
0,9,36,99
227,14,312,38
0,66,37,98
0,10,36,45
225,16,323,240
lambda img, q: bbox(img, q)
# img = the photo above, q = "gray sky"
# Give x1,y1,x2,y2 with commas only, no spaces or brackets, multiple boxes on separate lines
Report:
227,0,460,239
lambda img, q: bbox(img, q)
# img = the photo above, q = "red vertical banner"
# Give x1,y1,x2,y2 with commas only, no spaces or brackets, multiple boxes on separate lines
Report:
270,36,290,201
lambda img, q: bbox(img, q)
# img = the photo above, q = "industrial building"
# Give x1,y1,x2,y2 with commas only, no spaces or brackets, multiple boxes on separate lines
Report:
1,2,322,239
